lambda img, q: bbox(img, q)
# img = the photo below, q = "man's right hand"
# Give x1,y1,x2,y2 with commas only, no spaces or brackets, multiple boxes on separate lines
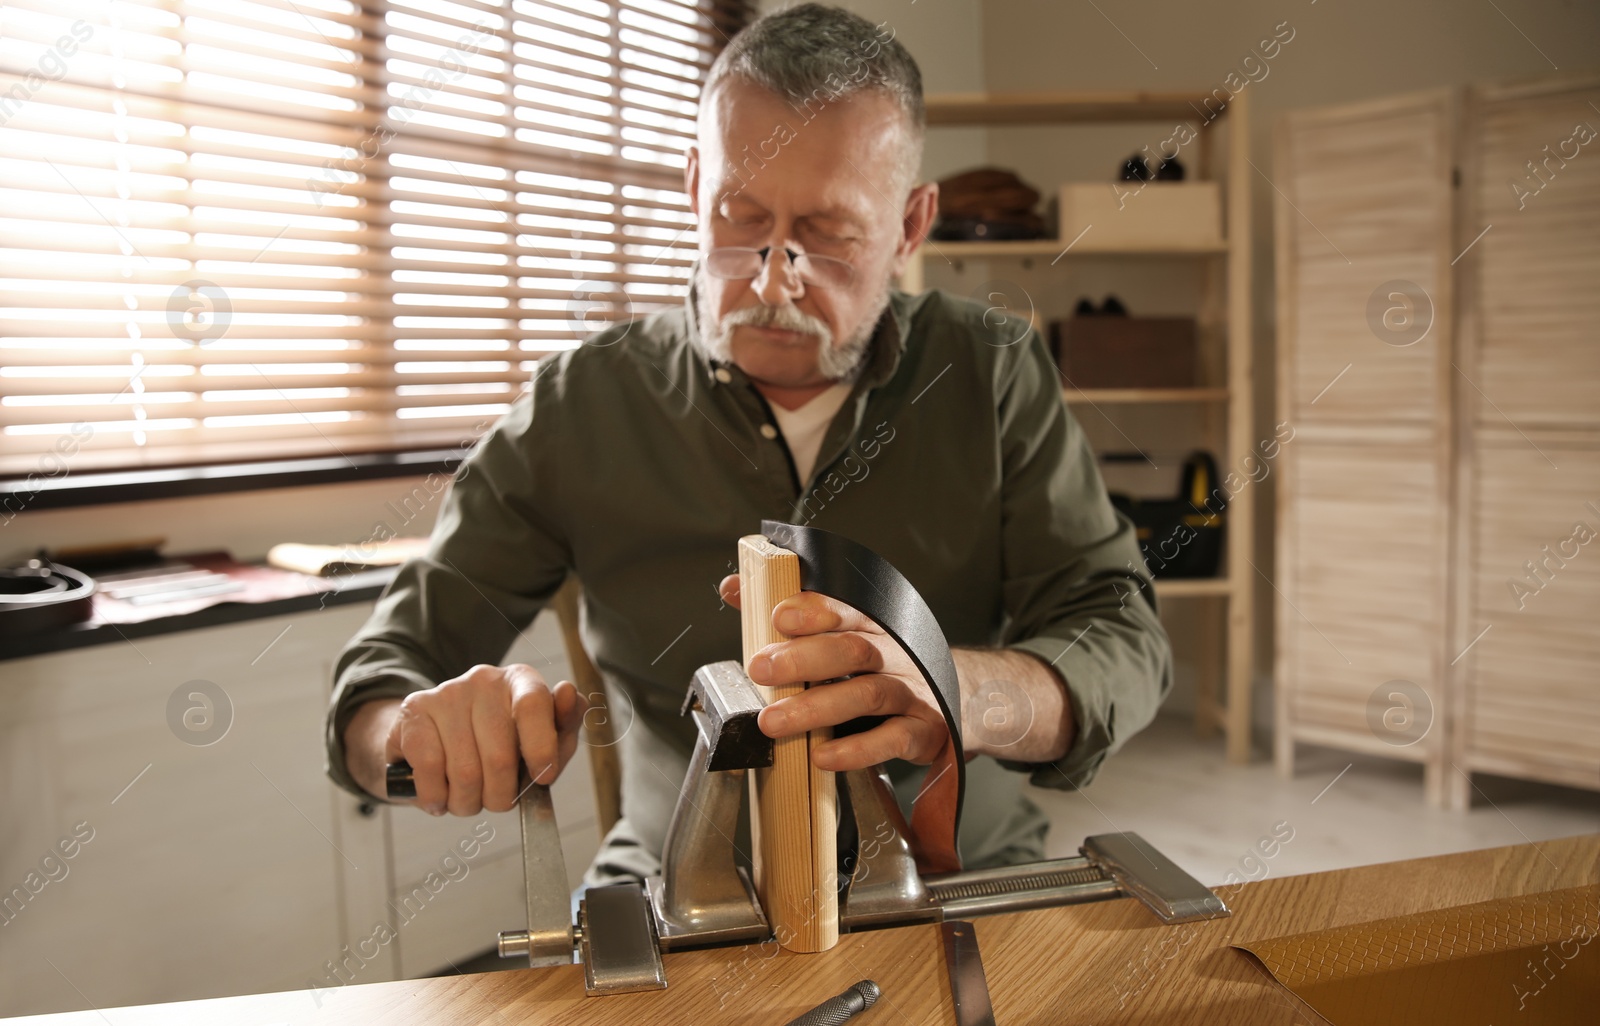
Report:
344,664,587,816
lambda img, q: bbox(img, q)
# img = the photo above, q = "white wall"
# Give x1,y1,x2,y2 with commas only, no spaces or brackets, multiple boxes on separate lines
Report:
755,0,989,177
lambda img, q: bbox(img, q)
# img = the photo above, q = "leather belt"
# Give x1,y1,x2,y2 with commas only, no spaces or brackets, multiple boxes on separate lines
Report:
762,520,965,874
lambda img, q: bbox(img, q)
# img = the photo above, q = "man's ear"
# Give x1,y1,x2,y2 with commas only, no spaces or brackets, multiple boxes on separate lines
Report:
685,145,701,217
891,181,938,275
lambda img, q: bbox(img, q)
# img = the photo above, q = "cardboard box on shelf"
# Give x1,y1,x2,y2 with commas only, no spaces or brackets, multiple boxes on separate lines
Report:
1052,316,1198,389
1057,181,1223,250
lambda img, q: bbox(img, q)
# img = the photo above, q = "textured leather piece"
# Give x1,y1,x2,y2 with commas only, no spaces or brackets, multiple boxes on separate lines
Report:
1236,885,1599,1026
762,520,964,874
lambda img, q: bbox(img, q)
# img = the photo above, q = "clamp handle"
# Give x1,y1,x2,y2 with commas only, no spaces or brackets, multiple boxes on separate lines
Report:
384,758,576,968
385,759,417,800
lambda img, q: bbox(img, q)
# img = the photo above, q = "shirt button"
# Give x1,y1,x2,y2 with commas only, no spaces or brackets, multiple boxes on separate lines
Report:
714,367,732,384
759,424,778,440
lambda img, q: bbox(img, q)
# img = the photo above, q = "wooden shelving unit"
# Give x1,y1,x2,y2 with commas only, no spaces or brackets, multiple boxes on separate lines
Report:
905,90,1256,763
924,89,1232,125
918,239,1229,262
1063,387,1229,405
1155,577,1235,598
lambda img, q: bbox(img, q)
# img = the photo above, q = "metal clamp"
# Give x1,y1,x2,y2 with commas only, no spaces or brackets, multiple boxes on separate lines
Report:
649,705,769,947
840,766,936,930
580,883,667,995
493,781,669,995
681,660,773,771
1082,832,1230,924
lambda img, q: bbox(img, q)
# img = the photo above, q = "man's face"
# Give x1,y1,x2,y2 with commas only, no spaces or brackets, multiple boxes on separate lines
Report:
686,79,927,392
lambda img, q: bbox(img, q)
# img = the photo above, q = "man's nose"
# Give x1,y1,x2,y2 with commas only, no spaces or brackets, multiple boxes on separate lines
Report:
751,247,805,307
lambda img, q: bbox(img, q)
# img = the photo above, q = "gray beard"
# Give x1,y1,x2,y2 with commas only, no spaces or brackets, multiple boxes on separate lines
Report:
692,266,888,383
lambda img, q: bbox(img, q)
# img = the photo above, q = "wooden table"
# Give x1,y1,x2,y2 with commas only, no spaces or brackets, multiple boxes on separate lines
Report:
15,834,1598,1025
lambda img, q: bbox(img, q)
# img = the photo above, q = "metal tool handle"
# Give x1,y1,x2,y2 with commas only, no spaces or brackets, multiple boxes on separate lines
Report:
783,980,881,1026
385,759,418,799
941,921,997,1026
1082,833,1230,924
386,758,576,969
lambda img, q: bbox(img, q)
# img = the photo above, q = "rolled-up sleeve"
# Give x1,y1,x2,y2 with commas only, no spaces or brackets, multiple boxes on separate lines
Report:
991,331,1173,791
323,380,573,798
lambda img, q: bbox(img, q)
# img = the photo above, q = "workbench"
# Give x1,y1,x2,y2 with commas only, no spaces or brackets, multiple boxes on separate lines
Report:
13,834,1597,1025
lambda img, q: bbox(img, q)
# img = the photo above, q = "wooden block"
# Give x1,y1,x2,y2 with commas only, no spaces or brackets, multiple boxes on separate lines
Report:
738,534,839,954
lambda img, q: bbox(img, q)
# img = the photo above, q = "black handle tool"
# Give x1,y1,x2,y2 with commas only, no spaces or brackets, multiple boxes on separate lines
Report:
385,758,417,799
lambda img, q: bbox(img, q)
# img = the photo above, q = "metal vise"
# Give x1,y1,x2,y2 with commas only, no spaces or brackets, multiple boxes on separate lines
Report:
420,660,1232,996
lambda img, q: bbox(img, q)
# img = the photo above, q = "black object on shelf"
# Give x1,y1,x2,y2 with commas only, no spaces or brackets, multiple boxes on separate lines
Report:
1067,294,1129,318
1154,155,1186,181
1120,154,1151,181
1110,452,1224,580
0,558,96,637
930,216,1045,241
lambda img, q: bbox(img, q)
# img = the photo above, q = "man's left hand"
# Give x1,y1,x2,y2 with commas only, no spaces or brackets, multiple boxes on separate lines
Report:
718,574,950,771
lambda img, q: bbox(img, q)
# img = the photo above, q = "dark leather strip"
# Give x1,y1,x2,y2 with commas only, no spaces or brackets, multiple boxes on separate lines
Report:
762,520,964,874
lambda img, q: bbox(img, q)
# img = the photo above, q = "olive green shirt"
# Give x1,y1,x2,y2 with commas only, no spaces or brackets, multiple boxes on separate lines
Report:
325,287,1171,881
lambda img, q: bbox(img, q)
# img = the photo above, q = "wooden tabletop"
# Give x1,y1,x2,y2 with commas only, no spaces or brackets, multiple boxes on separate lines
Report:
16,834,1598,1025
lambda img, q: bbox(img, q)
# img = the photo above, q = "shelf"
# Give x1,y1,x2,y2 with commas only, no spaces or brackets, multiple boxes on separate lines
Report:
911,86,1256,765
1064,388,1229,404
1153,577,1232,598
925,91,1226,126
924,238,1227,260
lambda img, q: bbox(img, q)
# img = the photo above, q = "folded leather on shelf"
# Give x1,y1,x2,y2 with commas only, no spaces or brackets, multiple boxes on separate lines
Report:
1234,884,1598,1025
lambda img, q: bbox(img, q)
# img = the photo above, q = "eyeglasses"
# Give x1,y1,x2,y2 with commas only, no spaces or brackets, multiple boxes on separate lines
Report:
703,246,856,290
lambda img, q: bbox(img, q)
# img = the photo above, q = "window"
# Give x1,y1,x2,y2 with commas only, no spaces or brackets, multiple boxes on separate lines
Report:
0,0,749,474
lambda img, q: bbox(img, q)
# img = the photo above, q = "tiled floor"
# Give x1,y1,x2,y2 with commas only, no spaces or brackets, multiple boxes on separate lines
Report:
1031,713,1600,886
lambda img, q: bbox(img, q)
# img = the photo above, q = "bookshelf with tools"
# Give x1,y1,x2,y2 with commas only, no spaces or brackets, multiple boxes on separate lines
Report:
900,90,1256,763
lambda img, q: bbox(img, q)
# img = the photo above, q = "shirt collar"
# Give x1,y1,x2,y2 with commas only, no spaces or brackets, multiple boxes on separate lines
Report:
682,282,912,393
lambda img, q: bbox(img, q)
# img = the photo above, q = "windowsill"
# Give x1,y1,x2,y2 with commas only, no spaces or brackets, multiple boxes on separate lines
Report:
0,566,397,662
1,447,471,513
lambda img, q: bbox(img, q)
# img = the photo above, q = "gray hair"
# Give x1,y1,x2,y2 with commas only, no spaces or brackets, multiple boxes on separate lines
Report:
704,3,925,189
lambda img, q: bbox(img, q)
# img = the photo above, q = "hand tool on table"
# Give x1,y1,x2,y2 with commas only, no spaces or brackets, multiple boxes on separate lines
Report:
386,521,1229,997
781,979,880,1026
940,921,996,1026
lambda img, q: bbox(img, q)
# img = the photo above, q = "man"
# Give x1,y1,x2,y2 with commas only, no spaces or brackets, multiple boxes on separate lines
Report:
327,4,1170,885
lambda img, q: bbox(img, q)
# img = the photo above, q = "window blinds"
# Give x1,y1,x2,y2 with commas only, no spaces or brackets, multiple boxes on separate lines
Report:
0,0,745,473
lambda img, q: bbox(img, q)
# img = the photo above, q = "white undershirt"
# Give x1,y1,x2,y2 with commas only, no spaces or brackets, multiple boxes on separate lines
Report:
770,382,853,486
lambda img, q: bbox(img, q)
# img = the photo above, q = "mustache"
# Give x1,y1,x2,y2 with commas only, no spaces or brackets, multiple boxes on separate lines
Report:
719,302,832,342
